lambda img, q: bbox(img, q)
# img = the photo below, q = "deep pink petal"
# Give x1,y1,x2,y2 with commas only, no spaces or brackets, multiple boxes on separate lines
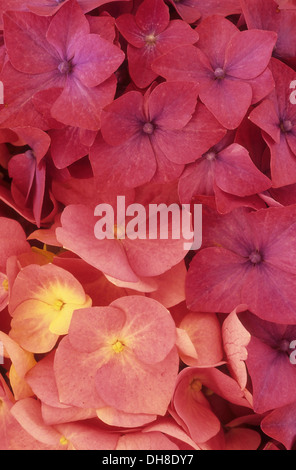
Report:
116,14,146,47
100,91,145,146
195,15,238,66
49,126,94,169
0,62,58,129
199,78,253,129
178,158,215,203
215,143,271,196
90,132,156,190
249,97,281,143
245,336,296,412
267,133,296,187
186,247,249,312
224,30,277,80
167,0,201,23
50,75,116,130
135,0,170,35
45,0,90,59
148,81,199,130
261,403,296,450
73,34,124,88
3,11,58,74
153,102,226,164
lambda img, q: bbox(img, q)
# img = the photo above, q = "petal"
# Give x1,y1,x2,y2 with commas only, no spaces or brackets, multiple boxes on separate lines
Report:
95,347,179,415
186,247,249,313
110,295,177,364
56,204,140,282
224,30,277,80
73,34,124,88
100,91,145,146
50,75,116,130
199,78,253,129
135,0,170,35
148,81,199,130
90,132,156,190
153,102,226,164
214,143,271,196
3,11,58,74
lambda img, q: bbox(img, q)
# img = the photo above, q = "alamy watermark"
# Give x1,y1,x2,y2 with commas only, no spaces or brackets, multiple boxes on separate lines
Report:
0,81,3,105
289,340,296,364
290,80,296,105
94,196,202,250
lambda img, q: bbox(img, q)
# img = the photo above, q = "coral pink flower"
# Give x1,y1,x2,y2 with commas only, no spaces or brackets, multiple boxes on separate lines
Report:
54,296,179,416
9,263,92,353
116,0,199,88
152,15,277,129
0,0,124,129
177,310,224,367
186,204,296,324
171,366,251,444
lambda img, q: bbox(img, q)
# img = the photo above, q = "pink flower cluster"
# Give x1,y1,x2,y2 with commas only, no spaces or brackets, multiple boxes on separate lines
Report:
0,0,296,451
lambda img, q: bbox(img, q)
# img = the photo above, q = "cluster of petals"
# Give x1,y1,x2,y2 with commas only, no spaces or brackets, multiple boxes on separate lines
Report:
1,0,296,452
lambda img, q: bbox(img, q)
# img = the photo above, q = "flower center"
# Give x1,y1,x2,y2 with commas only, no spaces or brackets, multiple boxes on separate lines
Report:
249,250,262,265
53,299,65,311
145,33,157,46
2,279,8,292
143,122,155,134
280,120,293,133
112,340,125,354
59,436,68,446
190,378,202,392
58,60,72,75
205,151,216,161
214,67,226,79
278,339,290,352
26,149,35,160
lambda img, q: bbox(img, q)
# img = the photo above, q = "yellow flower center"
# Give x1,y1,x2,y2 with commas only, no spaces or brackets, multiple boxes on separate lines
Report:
2,279,9,292
53,299,65,311
59,436,68,446
190,378,202,392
